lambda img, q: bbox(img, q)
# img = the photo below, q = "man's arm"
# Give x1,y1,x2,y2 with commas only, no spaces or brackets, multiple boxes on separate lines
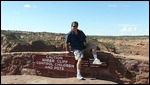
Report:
65,43,70,52
65,43,72,55
65,33,72,53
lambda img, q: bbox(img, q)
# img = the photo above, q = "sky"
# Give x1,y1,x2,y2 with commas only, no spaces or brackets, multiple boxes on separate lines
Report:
1,1,149,36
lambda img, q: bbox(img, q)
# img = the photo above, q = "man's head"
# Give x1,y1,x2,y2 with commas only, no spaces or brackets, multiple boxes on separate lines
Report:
71,21,78,27
71,21,78,31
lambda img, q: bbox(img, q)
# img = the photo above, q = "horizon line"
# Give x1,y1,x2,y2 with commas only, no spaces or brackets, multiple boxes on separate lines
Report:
1,29,149,36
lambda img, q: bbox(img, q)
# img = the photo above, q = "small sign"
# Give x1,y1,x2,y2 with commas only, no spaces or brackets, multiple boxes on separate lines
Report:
82,58,107,67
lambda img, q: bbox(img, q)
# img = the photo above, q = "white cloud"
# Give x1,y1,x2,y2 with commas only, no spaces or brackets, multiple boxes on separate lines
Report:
119,24,138,35
146,29,149,32
24,4,37,8
146,29,149,35
108,4,131,8
120,26,137,32
119,24,139,27
24,4,31,8
108,4,118,8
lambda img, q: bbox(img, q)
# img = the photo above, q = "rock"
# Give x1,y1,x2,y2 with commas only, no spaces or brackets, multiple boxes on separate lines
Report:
21,68,36,75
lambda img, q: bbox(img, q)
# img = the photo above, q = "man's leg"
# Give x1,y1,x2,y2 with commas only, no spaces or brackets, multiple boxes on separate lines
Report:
91,44,102,64
85,43,102,64
74,50,84,80
76,58,84,79
91,44,97,59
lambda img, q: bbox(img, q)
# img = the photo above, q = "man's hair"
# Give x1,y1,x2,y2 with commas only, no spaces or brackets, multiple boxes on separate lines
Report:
71,21,78,27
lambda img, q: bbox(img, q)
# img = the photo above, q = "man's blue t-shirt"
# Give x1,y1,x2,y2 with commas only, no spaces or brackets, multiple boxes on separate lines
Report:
65,29,86,50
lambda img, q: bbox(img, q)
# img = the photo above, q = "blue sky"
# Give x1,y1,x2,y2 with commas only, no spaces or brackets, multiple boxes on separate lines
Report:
1,1,149,36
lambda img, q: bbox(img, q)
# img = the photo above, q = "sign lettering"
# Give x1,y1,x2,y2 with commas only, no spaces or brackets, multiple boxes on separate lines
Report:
35,55,75,72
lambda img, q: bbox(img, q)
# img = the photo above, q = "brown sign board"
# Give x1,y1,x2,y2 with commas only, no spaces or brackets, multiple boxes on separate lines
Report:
35,54,76,72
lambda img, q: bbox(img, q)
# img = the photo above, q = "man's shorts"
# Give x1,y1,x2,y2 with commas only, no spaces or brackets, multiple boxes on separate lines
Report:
73,43,93,60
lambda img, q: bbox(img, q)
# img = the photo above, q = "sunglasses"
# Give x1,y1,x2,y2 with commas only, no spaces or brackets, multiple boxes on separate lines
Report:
72,26,77,27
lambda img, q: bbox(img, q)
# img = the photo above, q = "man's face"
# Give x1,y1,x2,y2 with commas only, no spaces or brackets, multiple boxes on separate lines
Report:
72,24,78,31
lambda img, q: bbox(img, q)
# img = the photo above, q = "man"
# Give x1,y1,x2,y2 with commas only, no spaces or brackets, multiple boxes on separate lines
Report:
65,21,102,80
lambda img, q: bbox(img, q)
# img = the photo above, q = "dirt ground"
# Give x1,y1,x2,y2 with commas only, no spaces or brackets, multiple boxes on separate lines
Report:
120,54,149,61
103,50,149,61
1,75,118,84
